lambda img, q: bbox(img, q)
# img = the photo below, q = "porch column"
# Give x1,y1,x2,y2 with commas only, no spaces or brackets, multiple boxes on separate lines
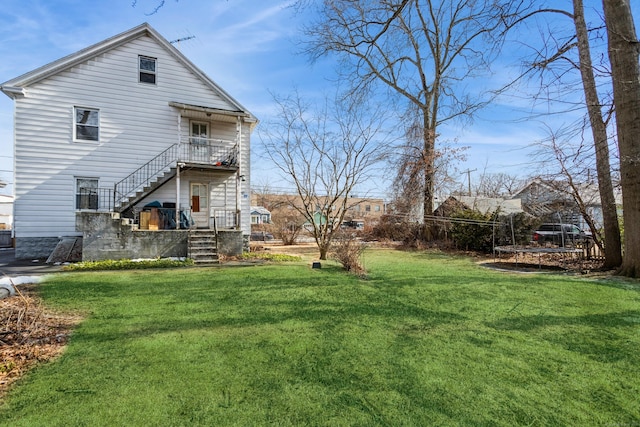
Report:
176,165,181,229
235,116,242,229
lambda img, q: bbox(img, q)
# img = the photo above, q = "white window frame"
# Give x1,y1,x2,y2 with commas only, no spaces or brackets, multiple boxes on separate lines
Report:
74,107,100,142
139,55,157,84
190,121,209,145
75,177,99,210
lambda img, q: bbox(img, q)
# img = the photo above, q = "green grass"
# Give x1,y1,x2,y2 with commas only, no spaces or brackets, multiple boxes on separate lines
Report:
1,249,639,426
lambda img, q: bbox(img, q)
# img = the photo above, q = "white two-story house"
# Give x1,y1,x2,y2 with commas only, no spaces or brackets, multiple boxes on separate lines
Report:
1,23,256,262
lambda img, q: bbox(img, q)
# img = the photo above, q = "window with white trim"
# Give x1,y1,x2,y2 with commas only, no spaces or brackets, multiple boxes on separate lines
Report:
74,107,99,141
139,55,157,84
76,178,99,210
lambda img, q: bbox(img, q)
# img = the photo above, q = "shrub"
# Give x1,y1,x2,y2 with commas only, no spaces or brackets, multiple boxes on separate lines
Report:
63,258,194,271
331,233,367,275
241,253,301,262
449,210,494,253
494,212,538,246
370,215,424,243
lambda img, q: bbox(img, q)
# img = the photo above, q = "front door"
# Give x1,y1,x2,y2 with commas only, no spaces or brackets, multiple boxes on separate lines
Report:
190,183,209,228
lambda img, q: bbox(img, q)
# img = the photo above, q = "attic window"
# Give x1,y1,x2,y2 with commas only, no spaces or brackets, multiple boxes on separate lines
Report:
139,56,157,84
74,107,99,141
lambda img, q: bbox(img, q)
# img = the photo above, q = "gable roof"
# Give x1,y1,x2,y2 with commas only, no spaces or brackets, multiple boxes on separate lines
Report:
512,178,622,206
251,206,271,215
0,23,256,122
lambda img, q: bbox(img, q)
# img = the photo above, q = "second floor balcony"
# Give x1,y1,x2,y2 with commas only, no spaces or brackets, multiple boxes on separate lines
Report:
179,137,238,169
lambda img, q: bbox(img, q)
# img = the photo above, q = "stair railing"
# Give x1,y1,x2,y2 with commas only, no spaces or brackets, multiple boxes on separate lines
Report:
113,144,178,209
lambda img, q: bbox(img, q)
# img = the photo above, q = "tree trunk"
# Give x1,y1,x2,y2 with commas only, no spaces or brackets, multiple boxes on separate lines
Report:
573,0,622,268
423,123,436,217
602,0,640,277
319,245,329,261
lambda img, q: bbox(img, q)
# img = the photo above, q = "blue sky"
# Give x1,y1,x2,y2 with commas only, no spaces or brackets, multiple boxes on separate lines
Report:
1,0,638,199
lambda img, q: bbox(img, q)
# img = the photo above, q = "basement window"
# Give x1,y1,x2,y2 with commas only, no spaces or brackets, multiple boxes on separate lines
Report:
139,55,157,84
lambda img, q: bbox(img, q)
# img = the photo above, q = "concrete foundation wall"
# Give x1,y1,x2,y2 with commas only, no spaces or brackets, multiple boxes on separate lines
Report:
77,212,187,261
217,230,243,257
15,237,61,260
77,212,247,261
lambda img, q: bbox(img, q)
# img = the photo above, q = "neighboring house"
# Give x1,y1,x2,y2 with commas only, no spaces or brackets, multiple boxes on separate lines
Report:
511,179,619,229
454,195,523,216
0,194,12,248
250,206,271,225
433,195,523,217
251,193,386,229
0,194,12,229
1,23,257,261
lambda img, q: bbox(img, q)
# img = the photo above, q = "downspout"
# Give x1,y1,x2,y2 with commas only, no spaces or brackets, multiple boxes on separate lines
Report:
176,114,181,229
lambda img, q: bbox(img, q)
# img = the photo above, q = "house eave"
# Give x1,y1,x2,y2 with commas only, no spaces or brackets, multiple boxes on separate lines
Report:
0,22,258,125
0,86,25,99
169,101,258,125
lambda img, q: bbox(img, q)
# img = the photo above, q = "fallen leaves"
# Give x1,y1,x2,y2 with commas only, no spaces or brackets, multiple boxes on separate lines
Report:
0,284,82,399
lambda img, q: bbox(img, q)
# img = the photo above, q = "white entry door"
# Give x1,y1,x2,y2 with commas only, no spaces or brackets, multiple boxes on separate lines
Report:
190,183,209,228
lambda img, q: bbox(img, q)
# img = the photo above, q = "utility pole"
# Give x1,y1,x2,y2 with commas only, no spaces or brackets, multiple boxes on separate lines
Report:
461,168,476,196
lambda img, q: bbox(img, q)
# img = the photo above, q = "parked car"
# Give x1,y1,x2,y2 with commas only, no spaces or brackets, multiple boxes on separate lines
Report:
532,223,591,247
250,232,275,242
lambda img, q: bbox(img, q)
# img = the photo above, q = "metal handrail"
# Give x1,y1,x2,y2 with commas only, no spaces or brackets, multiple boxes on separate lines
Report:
212,209,238,229
178,138,238,166
77,187,114,211
112,140,239,210
113,144,178,207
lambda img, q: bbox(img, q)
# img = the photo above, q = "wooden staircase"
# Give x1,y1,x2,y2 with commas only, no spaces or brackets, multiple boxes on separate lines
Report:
188,229,219,264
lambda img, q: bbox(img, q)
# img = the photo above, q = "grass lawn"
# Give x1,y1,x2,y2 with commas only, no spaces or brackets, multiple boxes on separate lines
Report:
1,249,639,426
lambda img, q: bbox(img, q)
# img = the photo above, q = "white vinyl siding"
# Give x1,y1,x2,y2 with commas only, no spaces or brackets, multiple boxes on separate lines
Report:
12,33,251,239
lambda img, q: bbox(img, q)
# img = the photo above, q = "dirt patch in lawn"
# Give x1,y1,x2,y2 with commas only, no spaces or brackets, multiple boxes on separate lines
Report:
0,284,82,400
483,251,606,274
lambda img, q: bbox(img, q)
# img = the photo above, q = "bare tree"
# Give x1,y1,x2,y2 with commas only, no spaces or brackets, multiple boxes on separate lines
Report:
270,207,305,245
602,0,640,277
572,0,622,268
391,107,467,223
259,90,388,259
511,1,622,268
300,0,530,219
474,170,525,198
532,124,612,252
250,185,305,245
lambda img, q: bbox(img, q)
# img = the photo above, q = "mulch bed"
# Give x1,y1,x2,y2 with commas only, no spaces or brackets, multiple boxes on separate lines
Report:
0,284,82,399
487,251,605,273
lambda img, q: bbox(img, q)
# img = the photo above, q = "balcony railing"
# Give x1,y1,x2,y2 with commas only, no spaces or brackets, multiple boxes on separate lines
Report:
77,187,114,211
179,138,238,167
212,209,238,229
107,139,238,211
